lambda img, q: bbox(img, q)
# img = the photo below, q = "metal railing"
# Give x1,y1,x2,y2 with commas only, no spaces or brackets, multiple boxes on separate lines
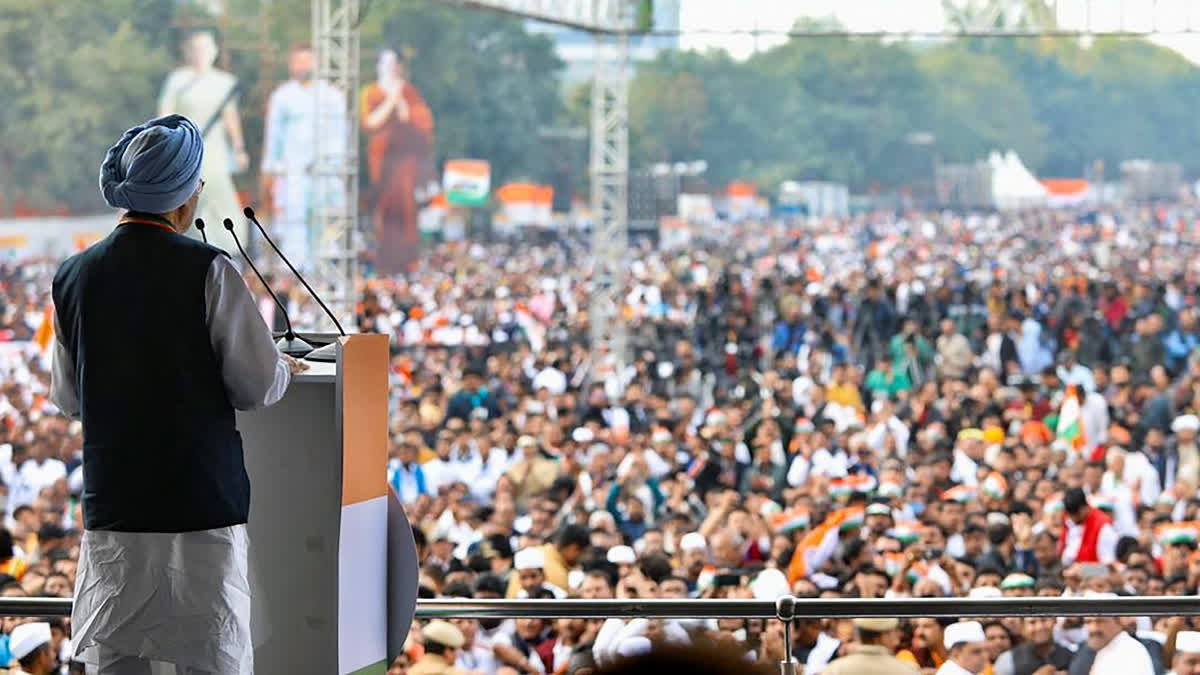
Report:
9,596,1197,675
4,595,1197,621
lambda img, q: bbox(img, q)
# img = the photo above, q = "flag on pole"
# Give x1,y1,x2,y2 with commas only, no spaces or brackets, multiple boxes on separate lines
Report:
786,506,863,585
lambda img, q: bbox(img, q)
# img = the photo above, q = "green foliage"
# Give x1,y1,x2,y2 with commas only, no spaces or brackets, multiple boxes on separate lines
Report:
367,1,564,184
0,0,563,212
5,0,1200,211
0,0,172,211
621,34,1200,193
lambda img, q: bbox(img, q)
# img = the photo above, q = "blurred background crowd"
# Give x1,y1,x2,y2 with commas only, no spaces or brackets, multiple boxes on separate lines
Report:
8,205,1200,673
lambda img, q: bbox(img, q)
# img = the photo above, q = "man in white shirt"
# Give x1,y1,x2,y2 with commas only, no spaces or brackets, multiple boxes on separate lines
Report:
1082,604,1154,675
16,444,66,508
937,621,989,675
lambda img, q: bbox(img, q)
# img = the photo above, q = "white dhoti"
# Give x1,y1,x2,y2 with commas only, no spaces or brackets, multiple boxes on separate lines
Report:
72,526,252,675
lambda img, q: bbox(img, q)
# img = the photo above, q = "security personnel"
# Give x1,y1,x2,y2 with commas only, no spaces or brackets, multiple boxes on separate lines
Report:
824,618,920,675
410,620,467,675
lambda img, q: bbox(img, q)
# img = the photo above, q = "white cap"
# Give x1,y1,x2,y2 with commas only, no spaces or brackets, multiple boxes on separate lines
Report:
1176,631,1200,654
967,586,1002,599
1174,414,1200,433
10,622,50,661
572,427,595,444
589,511,616,530
944,621,986,650
679,532,707,552
607,545,636,565
751,569,790,600
514,547,545,571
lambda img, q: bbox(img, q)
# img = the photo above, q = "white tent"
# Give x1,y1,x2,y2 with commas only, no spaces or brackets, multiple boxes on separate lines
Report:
988,149,1047,210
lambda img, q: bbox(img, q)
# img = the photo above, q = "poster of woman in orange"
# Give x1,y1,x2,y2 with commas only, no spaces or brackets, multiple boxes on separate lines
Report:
361,48,434,275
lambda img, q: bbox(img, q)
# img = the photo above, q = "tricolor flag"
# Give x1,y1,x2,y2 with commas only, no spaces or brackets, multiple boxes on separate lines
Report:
877,481,905,499
786,507,864,585
981,472,1008,500
879,551,907,577
941,485,977,503
1056,385,1086,452
443,159,491,207
771,507,810,533
888,521,922,544
830,474,877,499
1156,521,1200,547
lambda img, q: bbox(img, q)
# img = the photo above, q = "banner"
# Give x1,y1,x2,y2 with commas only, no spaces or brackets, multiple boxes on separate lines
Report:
443,159,491,207
496,183,553,228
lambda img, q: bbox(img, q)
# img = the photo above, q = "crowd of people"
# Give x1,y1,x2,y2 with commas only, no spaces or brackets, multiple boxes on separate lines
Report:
6,205,1200,673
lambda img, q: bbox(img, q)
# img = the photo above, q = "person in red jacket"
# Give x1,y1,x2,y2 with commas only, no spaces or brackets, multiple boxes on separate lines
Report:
1059,487,1118,566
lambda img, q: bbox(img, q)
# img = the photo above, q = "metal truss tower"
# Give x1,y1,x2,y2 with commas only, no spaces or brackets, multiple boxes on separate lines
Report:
445,0,634,369
311,0,360,330
588,31,631,367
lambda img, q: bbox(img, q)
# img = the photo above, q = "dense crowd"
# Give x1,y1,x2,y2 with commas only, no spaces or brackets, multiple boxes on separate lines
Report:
6,206,1200,673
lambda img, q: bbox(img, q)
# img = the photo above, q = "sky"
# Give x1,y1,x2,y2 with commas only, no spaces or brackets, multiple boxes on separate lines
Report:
676,0,1200,63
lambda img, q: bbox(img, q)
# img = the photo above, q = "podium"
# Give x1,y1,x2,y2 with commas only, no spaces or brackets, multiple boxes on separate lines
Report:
236,333,418,675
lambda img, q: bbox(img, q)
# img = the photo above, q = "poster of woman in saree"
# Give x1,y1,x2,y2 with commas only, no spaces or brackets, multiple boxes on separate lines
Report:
360,48,435,275
158,30,249,256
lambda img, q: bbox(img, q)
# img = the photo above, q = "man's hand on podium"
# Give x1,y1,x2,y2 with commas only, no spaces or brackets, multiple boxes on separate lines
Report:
282,354,310,374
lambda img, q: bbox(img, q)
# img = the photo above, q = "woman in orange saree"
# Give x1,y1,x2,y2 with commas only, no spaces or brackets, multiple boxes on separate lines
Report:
361,50,434,275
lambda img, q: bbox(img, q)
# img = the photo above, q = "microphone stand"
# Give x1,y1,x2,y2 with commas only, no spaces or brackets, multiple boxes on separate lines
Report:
222,218,312,357
243,207,345,362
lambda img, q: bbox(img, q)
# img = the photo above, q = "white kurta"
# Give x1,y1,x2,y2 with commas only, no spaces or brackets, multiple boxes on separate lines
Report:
1091,632,1155,675
261,79,348,270
51,254,291,674
1060,515,1120,566
935,660,976,675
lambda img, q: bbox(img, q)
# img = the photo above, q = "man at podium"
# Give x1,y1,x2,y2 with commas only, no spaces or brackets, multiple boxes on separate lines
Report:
49,114,306,674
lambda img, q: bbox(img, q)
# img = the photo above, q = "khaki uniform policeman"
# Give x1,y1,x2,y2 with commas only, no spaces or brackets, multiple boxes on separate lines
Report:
824,618,920,675
409,620,467,675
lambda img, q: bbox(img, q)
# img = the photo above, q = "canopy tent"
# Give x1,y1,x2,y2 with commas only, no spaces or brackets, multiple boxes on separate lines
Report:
989,150,1047,210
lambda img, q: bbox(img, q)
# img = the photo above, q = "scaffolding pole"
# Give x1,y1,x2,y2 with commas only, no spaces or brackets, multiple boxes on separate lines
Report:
311,0,360,330
588,31,630,374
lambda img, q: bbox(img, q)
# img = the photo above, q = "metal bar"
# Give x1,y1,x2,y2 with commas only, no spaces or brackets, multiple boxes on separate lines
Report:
634,28,1200,37
14,596,1200,621
415,596,1200,620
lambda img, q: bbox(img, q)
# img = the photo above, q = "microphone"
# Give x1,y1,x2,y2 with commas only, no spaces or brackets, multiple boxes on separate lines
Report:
194,218,207,243
222,218,313,357
243,206,346,337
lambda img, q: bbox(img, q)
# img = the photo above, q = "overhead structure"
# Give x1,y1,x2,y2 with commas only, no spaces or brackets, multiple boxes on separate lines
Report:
311,0,361,331
310,0,1200,335
674,0,1200,39
444,0,636,371
588,29,632,369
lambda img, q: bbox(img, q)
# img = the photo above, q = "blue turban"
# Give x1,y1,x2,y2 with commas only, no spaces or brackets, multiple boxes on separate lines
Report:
99,114,204,215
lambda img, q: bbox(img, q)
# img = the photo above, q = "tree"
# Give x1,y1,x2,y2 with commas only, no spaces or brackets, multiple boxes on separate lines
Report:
917,43,1046,167
369,1,565,185
0,0,172,212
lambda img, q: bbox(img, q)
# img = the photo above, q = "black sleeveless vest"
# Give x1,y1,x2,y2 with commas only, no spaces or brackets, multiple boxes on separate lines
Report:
52,217,250,532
